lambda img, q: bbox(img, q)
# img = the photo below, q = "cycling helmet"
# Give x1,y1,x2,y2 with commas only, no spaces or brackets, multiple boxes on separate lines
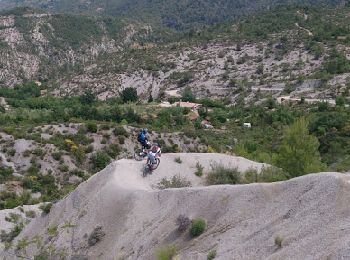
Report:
143,128,148,134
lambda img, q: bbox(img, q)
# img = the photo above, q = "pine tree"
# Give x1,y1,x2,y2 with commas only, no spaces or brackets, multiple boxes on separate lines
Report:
276,117,325,176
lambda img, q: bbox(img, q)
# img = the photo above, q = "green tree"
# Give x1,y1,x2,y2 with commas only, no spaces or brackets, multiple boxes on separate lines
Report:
276,117,325,176
121,88,138,103
182,87,195,102
336,96,346,107
79,91,96,105
91,151,111,172
324,50,350,75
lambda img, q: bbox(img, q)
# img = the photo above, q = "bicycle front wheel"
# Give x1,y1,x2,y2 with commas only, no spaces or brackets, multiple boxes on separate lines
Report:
134,148,145,161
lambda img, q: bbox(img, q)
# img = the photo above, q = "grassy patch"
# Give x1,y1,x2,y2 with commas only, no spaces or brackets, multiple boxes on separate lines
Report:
39,203,52,215
195,162,204,177
207,250,217,260
206,164,242,185
156,175,191,189
190,218,207,237
156,245,177,260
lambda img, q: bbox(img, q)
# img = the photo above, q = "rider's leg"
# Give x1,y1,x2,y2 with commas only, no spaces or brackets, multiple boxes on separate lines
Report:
140,141,147,155
148,153,156,164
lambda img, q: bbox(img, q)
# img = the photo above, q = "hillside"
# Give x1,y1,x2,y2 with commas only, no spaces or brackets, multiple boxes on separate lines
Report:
2,5,350,103
0,3,350,258
0,0,347,30
1,154,349,259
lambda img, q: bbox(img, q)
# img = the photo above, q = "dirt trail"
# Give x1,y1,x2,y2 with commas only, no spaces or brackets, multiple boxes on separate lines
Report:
295,23,313,36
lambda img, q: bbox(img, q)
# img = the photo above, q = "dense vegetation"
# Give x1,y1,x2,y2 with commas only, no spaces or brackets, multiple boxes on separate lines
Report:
0,82,349,173
0,0,345,30
3,4,350,90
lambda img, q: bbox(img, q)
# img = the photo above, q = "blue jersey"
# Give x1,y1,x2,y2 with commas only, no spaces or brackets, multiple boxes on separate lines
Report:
138,132,146,142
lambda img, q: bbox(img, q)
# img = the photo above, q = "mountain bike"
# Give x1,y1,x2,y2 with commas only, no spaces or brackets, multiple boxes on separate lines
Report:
142,156,160,177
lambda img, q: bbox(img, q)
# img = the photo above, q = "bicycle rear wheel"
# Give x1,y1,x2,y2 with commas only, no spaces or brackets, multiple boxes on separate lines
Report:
134,148,145,161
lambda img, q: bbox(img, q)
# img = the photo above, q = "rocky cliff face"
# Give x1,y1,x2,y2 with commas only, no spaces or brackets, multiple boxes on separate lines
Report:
1,8,350,104
0,9,143,92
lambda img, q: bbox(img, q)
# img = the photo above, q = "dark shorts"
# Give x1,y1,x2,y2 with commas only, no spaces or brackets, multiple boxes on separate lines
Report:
141,141,151,149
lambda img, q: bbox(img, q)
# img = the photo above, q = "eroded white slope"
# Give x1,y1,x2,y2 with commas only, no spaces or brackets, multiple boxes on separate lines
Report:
2,153,350,260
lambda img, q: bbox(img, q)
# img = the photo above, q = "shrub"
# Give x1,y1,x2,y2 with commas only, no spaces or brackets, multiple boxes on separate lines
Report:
195,162,204,177
32,148,44,157
85,145,94,153
161,145,173,153
121,87,138,103
0,191,31,209
113,126,129,137
275,235,283,248
258,167,289,182
79,91,96,105
99,124,110,131
118,136,125,144
168,96,180,104
7,149,16,157
47,225,58,237
22,150,31,157
86,122,98,133
39,203,52,215
207,250,217,260
170,71,193,87
0,167,14,183
174,157,182,164
336,96,346,107
25,210,36,218
0,222,24,242
190,218,207,237
176,215,191,232
218,51,225,58
206,164,242,185
156,175,191,189
88,226,105,247
72,147,86,164
324,50,350,75
156,245,177,260
106,144,121,158
58,164,69,172
91,151,111,172
182,87,195,102
5,213,21,223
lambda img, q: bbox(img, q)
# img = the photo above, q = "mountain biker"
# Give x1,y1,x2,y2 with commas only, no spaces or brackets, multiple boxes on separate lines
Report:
147,143,161,166
137,128,151,150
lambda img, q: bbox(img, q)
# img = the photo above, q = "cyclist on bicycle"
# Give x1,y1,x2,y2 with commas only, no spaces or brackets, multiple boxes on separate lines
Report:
137,128,151,151
147,143,161,166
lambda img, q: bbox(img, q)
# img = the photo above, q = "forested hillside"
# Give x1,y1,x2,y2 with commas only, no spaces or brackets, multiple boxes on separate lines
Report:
0,0,347,30
2,5,350,100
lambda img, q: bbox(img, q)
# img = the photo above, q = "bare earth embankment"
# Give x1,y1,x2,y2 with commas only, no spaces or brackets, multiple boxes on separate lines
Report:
1,153,350,259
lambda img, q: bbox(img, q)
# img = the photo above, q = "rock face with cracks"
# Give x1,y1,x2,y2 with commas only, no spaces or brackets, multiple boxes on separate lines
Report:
1,153,350,259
